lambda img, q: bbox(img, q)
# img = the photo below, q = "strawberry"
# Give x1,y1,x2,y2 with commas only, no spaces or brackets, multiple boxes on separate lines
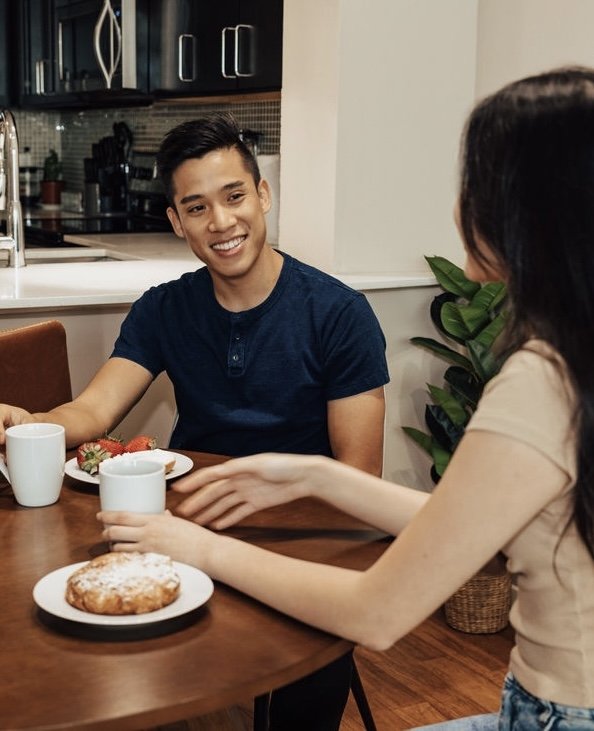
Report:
76,435,125,475
76,442,111,475
96,436,125,457
124,435,157,453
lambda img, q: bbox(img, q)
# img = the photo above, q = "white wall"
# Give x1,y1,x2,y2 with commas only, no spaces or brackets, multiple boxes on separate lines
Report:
279,0,478,488
280,0,478,275
367,285,443,492
476,0,594,98
278,0,342,273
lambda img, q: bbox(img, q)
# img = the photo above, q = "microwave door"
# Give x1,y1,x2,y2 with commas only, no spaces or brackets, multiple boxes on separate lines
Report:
56,0,142,94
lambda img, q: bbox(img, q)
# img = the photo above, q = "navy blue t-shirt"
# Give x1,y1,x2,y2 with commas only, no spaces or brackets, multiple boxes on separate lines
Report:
112,252,389,457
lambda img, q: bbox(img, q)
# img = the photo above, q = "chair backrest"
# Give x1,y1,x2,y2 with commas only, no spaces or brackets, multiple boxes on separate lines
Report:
0,320,72,413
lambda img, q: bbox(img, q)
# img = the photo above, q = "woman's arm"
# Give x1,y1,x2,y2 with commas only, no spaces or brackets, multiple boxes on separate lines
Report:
171,451,429,535
103,429,569,651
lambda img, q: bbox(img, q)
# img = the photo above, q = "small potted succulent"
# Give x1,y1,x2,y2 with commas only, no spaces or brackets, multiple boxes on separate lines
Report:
40,149,64,207
403,255,512,633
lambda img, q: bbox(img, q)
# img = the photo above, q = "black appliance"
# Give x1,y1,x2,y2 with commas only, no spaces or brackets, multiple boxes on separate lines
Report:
18,0,152,109
23,208,171,246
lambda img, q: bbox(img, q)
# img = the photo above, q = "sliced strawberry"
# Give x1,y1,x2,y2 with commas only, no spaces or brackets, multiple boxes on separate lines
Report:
76,442,111,475
124,435,157,453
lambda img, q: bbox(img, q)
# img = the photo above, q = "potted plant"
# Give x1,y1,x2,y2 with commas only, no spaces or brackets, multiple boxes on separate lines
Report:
40,149,64,208
403,255,512,633
403,255,507,481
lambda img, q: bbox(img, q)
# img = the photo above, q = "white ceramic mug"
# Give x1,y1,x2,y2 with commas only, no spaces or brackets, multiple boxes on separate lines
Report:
5,423,66,507
98,458,166,514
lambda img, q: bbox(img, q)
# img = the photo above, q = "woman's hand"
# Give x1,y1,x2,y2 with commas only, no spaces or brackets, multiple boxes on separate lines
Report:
98,510,217,570
170,452,329,529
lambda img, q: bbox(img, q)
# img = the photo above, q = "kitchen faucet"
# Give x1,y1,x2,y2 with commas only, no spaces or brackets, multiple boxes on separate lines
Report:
0,110,25,268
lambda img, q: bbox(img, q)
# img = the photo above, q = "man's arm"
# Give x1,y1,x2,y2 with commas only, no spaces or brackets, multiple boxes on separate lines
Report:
327,386,385,476
0,357,154,448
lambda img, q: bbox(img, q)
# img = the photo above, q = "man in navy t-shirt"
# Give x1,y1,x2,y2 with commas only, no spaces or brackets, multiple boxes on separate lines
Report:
0,113,389,730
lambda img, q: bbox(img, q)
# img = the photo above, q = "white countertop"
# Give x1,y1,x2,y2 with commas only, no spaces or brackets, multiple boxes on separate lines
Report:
0,233,435,311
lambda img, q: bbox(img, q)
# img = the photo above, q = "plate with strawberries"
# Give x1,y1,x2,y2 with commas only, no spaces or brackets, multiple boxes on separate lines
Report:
65,435,193,485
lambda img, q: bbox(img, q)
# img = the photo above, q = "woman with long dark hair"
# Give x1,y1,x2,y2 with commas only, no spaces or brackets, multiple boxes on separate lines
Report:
101,67,594,729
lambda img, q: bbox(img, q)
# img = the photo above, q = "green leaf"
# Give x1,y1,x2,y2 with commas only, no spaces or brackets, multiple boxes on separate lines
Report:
469,282,507,314
402,426,433,455
410,337,474,371
466,339,501,383
427,384,469,426
431,442,451,477
430,292,461,342
402,427,451,480
440,301,491,341
472,311,507,351
444,366,482,409
425,256,480,299
425,404,465,452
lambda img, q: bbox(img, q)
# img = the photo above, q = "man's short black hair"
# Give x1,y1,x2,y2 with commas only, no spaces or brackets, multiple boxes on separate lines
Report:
156,112,261,204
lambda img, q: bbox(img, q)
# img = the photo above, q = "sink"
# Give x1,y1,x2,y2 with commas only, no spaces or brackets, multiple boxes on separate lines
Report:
27,252,122,264
21,248,139,265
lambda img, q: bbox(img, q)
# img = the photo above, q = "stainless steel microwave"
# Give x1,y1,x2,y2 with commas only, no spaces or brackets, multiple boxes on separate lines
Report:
20,0,151,108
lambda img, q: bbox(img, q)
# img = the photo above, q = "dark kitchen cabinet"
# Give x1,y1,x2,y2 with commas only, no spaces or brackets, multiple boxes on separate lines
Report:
0,0,14,106
13,0,282,109
149,0,283,97
16,0,152,109
17,0,56,104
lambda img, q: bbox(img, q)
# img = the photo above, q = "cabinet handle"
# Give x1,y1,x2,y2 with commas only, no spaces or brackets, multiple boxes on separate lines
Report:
178,34,197,82
121,0,137,89
35,59,54,94
221,26,235,78
35,60,44,94
221,24,256,79
58,22,64,81
94,0,122,89
234,24,255,77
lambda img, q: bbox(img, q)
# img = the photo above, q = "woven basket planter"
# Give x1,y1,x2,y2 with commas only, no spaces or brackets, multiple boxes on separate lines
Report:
444,554,512,634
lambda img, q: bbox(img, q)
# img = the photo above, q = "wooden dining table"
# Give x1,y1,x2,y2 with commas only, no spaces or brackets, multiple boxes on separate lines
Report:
0,450,391,731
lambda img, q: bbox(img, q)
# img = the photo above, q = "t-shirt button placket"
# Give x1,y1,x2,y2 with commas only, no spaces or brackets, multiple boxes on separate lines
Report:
228,329,245,373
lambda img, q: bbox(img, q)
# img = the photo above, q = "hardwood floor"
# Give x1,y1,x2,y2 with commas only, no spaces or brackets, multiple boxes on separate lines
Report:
340,610,514,730
157,609,513,731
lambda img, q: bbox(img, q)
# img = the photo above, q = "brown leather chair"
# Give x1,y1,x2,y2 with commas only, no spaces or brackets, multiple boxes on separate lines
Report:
0,320,72,412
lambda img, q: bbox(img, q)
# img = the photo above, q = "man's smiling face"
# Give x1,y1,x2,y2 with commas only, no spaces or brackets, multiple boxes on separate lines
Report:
167,146,271,281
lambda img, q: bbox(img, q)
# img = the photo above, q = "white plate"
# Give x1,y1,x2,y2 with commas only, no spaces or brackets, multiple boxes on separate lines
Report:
64,451,193,485
33,560,214,626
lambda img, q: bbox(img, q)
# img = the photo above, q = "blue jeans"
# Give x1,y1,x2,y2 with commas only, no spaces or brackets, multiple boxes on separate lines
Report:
410,673,594,730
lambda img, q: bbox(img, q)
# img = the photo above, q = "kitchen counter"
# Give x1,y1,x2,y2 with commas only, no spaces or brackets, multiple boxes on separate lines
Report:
0,233,199,310
0,232,435,311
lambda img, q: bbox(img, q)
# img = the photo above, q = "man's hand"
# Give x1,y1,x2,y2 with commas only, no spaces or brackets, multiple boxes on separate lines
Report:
0,405,36,445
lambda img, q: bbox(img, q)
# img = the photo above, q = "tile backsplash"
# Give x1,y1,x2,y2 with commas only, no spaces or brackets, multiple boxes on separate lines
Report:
13,99,280,194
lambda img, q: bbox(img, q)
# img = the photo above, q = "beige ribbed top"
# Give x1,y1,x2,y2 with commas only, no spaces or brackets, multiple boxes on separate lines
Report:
467,341,594,707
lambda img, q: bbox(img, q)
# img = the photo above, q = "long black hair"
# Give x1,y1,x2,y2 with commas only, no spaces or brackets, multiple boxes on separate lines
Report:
459,67,594,561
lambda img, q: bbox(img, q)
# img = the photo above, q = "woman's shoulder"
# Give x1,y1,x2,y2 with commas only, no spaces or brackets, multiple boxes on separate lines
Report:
468,339,576,477
471,338,574,432
497,339,569,390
